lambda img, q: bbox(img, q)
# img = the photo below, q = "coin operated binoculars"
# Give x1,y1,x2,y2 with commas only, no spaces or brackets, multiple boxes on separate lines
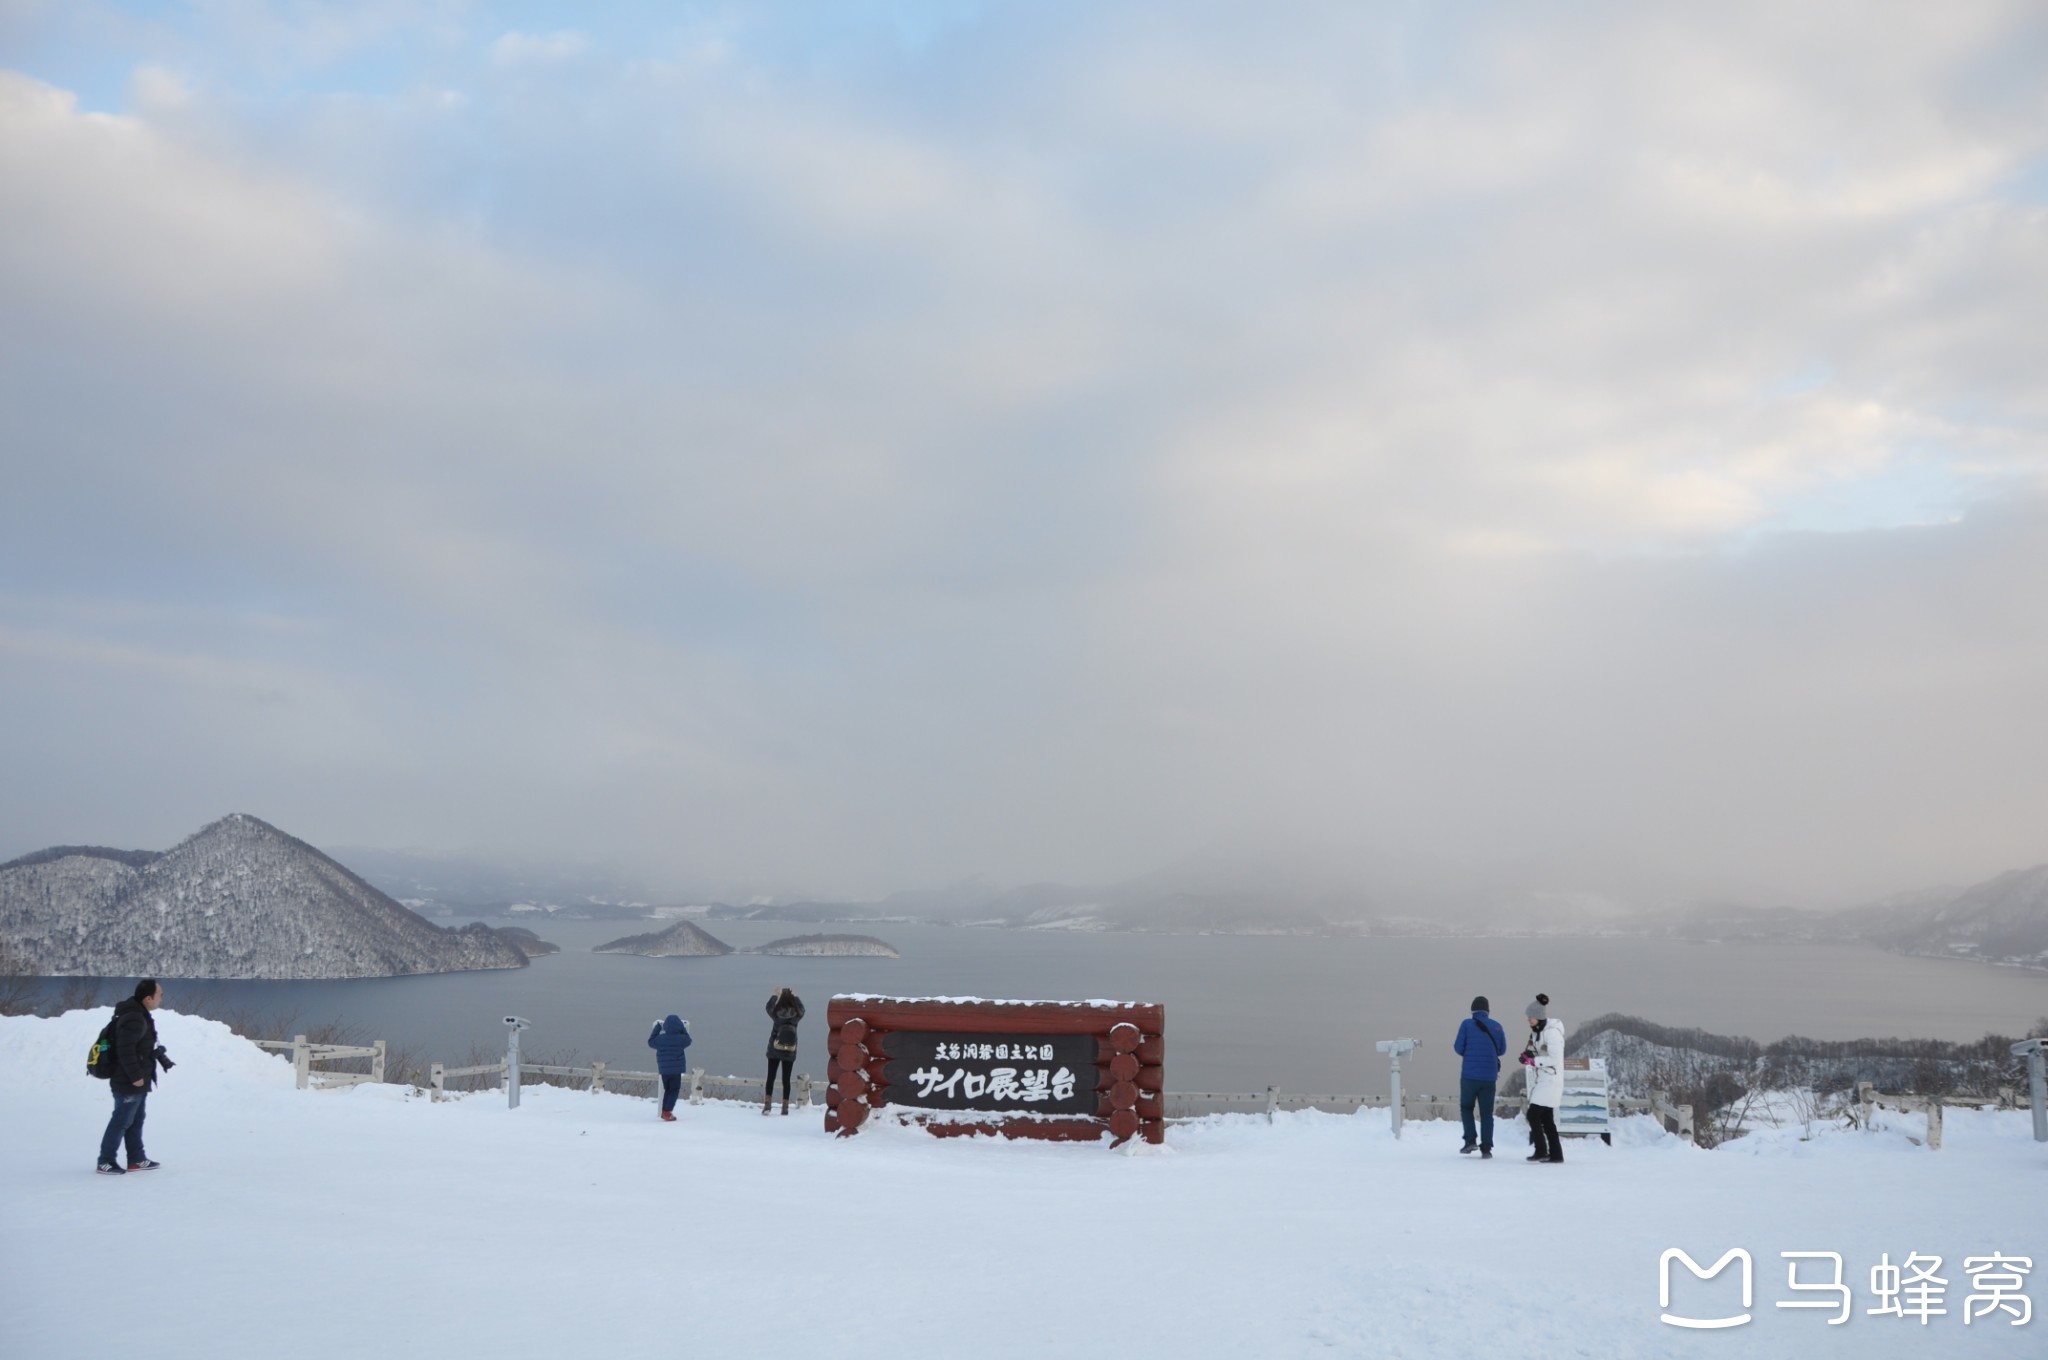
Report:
1375,1038,1421,1139
2014,1037,2047,1143
504,1016,532,1110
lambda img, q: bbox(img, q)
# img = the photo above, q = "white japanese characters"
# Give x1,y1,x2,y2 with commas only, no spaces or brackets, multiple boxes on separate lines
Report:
906,1063,1078,1105
929,1042,1057,1062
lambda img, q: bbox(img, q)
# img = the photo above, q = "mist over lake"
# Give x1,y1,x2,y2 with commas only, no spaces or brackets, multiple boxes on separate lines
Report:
67,921,2048,1098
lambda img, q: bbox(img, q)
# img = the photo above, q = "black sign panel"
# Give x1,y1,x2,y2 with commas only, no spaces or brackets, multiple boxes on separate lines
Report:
880,1031,1098,1115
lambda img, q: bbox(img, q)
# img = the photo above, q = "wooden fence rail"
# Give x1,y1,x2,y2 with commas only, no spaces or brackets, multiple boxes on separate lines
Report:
1856,1082,1946,1150
253,1035,385,1090
257,1039,1985,1150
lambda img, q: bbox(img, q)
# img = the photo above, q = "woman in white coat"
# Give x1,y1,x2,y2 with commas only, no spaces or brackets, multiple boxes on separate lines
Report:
1521,994,1566,1163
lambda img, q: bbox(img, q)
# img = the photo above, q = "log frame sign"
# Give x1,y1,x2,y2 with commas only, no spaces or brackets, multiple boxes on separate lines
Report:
825,995,1165,1145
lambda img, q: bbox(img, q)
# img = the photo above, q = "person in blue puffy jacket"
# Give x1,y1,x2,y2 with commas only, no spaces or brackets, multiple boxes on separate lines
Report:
1452,995,1508,1157
647,1014,693,1122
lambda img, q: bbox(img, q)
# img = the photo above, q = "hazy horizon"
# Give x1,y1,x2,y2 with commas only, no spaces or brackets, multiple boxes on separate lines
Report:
4,3,2046,907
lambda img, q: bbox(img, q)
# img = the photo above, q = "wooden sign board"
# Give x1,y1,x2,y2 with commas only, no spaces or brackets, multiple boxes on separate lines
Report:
825,995,1165,1145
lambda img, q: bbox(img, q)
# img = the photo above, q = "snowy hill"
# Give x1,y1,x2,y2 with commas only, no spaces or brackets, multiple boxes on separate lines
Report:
748,932,900,957
592,919,734,956
1849,864,2048,968
1573,1014,2043,1092
2,1007,2041,1359
0,814,528,978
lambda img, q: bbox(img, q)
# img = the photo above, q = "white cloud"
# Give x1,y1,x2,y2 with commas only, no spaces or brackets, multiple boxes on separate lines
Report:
2,3,2046,900
488,29,586,67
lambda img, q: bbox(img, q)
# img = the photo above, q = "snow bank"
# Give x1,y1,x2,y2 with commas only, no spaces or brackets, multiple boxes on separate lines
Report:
3,1010,2042,1359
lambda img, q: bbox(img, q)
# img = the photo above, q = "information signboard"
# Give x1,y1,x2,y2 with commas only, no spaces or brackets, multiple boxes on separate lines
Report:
825,995,1165,1145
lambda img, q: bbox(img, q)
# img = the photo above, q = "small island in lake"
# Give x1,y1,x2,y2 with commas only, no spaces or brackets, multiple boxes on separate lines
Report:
748,933,900,958
490,926,560,959
593,920,735,957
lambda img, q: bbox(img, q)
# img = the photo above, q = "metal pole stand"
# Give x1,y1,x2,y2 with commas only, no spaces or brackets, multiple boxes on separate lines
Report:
504,1016,531,1110
1375,1038,1420,1139
2014,1038,2047,1143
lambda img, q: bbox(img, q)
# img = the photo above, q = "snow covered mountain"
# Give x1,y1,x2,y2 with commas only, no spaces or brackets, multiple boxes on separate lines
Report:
747,933,900,958
593,920,734,957
1844,864,2048,968
0,814,528,979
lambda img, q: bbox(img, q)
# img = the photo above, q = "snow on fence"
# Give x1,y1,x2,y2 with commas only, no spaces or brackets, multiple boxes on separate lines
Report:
1845,1082,2021,1151
252,1035,386,1090
423,1058,815,1111
253,1035,2034,1153
1161,1088,1696,1141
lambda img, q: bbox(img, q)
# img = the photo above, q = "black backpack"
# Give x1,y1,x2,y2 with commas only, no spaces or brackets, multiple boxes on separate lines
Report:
86,1018,120,1079
771,1012,799,1053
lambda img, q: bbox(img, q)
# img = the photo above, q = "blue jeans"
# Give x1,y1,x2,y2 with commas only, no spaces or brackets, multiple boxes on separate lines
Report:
660,1073,682,1113
100,1085,148,1165
1459,1077,1496,1148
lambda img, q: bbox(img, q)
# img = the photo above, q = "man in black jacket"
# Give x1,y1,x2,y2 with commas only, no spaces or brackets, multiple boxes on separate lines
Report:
98,978,171,1175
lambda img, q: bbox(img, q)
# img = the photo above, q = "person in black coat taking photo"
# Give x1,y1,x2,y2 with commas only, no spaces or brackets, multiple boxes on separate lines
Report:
97,978,172,1175
763,987,803,1116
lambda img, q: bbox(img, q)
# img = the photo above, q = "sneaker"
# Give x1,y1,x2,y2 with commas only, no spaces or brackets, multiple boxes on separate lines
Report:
1526,1151,1546,1162
96,1162,125,1175
1458,1139,1477,1154
658,1111,676,1122
128,1159,162,1171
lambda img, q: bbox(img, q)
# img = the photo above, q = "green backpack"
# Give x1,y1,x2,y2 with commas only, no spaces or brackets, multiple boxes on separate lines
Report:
86,1018,120,1079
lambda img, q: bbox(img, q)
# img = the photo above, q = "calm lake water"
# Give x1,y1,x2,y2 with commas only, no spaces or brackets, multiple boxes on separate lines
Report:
47,920,2048,1097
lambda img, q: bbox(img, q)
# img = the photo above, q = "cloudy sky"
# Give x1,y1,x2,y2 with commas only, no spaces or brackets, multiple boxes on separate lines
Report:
2,1,2045,905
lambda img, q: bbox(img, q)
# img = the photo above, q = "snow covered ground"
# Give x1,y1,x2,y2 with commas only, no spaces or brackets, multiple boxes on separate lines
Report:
3,1008,2042,1359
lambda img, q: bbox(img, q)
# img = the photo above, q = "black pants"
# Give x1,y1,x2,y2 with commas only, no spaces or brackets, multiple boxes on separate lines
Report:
1527,1102,1562,1160
1459,1077,1496,1148
765,1054,793,1100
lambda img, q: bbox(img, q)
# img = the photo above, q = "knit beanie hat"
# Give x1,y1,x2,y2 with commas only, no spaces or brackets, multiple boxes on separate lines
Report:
1470,996,1490,1013
1525,992,1549,1021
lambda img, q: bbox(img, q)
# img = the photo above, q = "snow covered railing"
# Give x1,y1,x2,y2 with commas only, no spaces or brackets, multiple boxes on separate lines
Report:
1648,1091,1695,1142
423,1060,817,1108
1856,1083,1946,1150
253,1036,385,1090
1158,1087,1699,1141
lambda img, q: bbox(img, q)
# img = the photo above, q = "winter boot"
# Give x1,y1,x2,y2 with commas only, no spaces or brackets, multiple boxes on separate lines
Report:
761,1095,772,1115
1458,1138,1477,1154
780,1098,790,1116
659,1110,677,1122
1480,1146,1493,1159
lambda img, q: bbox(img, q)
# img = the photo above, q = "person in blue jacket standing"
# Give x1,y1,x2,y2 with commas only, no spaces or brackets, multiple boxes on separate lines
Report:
647,1014,693,1122
1453,996,1507,1157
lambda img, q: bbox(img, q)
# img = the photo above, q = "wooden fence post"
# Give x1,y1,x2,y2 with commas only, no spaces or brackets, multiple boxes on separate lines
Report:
1926,1097,1943,1151
293,1035,310,1090
371,1039,386,1085
430,1062,445,1103
591,1061,606,1095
